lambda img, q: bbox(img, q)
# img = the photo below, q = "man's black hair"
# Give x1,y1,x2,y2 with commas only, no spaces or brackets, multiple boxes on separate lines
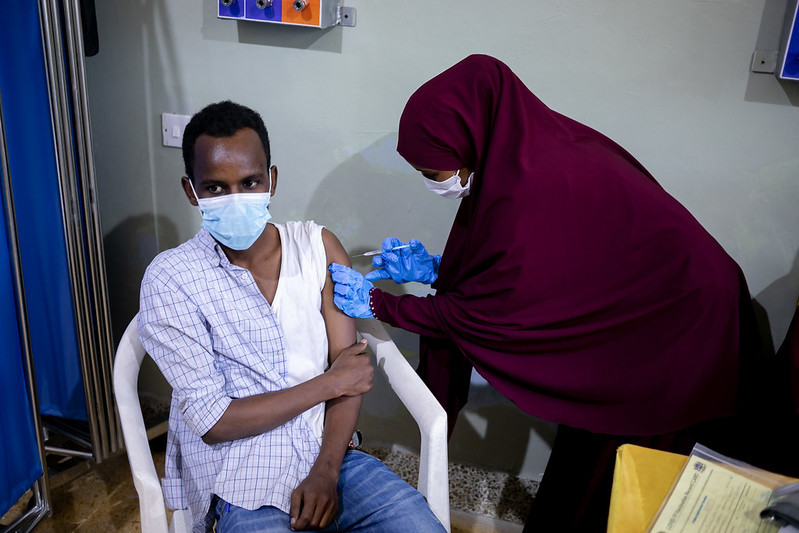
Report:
182,100,271,182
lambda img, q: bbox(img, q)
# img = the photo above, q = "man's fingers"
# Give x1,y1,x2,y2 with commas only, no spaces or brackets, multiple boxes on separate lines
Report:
318,501,338,529
294,494,318,530
345,339,369,356
289,489,302,529
309,498,328,528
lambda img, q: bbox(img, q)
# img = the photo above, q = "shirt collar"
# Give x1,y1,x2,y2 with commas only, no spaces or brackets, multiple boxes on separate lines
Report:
196,227,233,268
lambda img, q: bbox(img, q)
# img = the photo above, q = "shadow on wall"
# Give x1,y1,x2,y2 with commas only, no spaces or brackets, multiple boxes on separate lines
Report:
754,249,799,353
357,350,555,479
304,133,457,258
89,0,189,335
104,214,178,398
104,214,178,344
448,397,557,478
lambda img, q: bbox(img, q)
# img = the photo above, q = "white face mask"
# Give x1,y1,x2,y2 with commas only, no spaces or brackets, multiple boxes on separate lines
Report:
424,171,473,199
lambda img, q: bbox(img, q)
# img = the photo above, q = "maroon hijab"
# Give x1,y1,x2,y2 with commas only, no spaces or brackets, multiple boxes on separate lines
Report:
397,55,752,436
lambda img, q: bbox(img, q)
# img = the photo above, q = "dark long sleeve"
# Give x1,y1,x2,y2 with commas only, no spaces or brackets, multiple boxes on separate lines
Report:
370,288,450,339
370,287,472,437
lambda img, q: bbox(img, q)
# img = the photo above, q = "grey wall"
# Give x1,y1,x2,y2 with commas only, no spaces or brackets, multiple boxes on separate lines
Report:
87,0,799,481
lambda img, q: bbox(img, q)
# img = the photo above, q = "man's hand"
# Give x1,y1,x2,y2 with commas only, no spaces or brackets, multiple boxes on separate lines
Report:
325,339,374,397
289,467,339,530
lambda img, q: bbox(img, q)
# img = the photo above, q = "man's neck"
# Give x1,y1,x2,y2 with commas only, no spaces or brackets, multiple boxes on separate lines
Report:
221,223,280,271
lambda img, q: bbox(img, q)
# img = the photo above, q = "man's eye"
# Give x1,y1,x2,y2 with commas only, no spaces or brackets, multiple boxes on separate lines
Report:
208,185,223,194
243,180,258,189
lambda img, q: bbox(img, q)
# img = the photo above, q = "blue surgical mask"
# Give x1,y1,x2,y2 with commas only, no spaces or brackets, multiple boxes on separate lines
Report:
424,171,473,199
189,180,272,250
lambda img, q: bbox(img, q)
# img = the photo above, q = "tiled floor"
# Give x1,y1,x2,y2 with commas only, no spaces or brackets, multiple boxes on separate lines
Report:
2,436,535,532
2,449,159,532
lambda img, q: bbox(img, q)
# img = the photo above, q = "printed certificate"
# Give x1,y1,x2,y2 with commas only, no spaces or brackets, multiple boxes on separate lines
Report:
648,453,780,533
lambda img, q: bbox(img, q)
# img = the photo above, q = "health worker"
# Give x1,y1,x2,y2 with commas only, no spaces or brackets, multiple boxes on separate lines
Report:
329,55,797,532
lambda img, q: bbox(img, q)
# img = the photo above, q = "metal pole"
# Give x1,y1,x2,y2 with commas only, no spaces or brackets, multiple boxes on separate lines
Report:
59,0,110,461
0,90,51,533
37,0,103,461
63,0,119,455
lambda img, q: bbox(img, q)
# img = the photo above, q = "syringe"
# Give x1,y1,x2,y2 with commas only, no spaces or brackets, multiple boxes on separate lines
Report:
352,244,410,257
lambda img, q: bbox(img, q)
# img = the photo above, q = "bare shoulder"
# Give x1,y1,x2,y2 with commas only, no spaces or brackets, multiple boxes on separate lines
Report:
321,228,351,268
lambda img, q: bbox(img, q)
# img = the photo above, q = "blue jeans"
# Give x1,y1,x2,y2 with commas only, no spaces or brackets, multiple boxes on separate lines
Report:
211,450,445,532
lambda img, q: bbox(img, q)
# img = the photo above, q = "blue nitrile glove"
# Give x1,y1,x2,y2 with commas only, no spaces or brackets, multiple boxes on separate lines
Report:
329,263,375,319
364,237,441,285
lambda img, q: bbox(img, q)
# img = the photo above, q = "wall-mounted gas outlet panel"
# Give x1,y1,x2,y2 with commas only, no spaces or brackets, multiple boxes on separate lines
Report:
218,0,355,29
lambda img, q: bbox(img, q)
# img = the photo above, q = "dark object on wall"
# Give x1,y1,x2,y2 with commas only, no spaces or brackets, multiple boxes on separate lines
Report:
80,0,98,56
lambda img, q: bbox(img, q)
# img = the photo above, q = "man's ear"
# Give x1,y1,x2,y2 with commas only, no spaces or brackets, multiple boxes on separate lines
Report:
269,165,278,196
181,177,198,206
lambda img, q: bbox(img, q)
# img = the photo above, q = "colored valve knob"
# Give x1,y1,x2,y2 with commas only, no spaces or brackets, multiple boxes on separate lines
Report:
256,0,273,7
293,0,308,11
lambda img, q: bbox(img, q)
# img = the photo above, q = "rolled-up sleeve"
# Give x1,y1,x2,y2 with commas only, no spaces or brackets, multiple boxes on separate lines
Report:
138,265,231,437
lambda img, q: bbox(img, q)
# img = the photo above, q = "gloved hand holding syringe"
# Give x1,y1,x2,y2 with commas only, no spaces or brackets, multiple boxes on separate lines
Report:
354,237,440,284
330,238,440,319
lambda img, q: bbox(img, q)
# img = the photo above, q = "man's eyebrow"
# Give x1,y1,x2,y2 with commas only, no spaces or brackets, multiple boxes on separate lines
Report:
241,172,264,180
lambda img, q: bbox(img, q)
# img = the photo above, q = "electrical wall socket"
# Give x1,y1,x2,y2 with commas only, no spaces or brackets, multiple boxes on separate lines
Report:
161,113,191,148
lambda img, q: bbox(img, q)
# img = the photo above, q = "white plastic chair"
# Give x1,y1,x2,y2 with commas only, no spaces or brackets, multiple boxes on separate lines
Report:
356,317,450,531
113,313,450,533
113,315,192,533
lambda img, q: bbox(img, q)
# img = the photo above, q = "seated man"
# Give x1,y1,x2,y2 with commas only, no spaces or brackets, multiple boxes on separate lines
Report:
138,100,445,533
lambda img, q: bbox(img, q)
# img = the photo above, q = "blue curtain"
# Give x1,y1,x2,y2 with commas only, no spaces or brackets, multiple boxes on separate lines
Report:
783,11,799,79
0,199,43,515
0,1,86,421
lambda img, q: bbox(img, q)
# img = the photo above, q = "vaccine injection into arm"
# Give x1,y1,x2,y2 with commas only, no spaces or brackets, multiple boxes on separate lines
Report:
339,238,440,285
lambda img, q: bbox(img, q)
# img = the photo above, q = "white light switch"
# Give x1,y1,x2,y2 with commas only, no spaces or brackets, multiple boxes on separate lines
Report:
161,112,191,148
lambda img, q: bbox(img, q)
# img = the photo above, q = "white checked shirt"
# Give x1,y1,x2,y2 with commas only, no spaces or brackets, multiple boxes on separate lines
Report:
138,227,320,533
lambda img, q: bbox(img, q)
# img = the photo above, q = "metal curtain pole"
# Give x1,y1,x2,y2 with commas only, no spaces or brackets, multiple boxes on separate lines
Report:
37,0,102,462
0,93,51,533
37,0,118,463
58,0,111,460
62,0,120,455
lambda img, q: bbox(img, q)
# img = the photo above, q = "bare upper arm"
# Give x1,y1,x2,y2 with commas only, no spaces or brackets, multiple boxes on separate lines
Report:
320,228,357,362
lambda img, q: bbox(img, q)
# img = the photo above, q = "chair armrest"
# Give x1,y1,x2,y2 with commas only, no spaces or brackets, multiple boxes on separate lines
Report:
356,318,450,531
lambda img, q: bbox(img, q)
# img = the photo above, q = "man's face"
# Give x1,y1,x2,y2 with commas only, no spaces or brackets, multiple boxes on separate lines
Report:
182,127,275,205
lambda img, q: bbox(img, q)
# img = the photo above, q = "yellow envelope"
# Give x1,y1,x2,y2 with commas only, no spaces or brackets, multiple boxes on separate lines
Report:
607,444,687,533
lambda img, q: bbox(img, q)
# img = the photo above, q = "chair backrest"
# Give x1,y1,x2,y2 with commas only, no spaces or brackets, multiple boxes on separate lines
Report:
112,314,191,533
114,313,450,532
